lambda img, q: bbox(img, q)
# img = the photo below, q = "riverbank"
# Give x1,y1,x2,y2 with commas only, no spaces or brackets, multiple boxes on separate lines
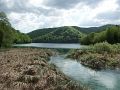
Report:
67,42,120,70
0,48,87,90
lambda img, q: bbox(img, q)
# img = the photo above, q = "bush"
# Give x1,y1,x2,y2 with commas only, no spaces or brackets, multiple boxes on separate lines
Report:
91,42,113,53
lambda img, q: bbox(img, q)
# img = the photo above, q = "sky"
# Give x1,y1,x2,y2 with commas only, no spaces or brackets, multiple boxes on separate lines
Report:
0,0,120,33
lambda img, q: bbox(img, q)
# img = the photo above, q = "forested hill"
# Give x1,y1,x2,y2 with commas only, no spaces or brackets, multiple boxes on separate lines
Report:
0,12,31,47
28,24,116,43
80,25,120,45
28,26,84,43
73,24,116,34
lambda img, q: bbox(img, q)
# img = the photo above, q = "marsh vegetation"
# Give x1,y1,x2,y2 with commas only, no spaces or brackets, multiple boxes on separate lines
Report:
0,48,87,90
67,42,120,70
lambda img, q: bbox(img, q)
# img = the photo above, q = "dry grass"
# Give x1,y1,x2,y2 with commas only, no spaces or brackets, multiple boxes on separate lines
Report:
0,48,86,90
67,49,120,70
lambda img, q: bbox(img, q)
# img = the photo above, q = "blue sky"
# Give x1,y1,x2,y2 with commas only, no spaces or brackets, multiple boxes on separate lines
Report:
0,0,120,33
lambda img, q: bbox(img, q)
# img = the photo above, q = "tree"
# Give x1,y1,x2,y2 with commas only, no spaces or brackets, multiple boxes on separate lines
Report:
81,25,120,45
0,30,3,47
0,12,31,47
0,12,11,26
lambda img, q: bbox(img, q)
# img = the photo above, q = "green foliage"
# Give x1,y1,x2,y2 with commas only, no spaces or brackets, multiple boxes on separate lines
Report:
81,25,120,45
0,12,31,48
80,32,96,45
29,26,84,43
28,28,57,39
0,12,14,47
28,25,115,43
106,26,120,44
67,42,120,70
83,42,120,54
0,12,11,26
72,24,114,34
90,42,113,53
14,30,31,44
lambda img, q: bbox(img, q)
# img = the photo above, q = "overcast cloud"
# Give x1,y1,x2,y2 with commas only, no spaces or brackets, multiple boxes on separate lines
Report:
0,0,120,33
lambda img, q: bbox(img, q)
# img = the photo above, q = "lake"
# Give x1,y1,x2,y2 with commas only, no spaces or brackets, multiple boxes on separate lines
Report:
14,43,82,49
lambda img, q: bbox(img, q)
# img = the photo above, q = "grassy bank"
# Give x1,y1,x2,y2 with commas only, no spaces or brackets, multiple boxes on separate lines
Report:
67,42,120,70
0,48,87,90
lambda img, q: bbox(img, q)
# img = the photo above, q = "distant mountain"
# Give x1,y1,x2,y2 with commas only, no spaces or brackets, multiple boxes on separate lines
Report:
28,24,118,43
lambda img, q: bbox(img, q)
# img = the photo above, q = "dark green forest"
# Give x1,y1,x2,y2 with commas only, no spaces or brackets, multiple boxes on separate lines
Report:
80,25,120,45
28,24,119,44
0,12,31,47
30,26,84,43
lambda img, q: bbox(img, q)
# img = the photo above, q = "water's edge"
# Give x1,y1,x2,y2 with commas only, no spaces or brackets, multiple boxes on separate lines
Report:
49,55,120,90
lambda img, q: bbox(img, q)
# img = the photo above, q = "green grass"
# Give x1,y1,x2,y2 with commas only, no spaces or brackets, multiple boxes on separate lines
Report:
67,42,120,70
90,42,120,54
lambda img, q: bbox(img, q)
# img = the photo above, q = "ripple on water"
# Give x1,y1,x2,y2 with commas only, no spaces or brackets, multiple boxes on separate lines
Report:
50,55,120,90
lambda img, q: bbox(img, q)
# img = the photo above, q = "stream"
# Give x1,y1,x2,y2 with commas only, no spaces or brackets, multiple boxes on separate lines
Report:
49,55,120,90
14,43,120,90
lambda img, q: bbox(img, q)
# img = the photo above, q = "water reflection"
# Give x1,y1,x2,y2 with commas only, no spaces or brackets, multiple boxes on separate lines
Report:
50,55,120,90
14,43,82,49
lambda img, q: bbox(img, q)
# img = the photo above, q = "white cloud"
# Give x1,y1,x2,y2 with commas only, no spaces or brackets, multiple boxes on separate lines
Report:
0,0,120,33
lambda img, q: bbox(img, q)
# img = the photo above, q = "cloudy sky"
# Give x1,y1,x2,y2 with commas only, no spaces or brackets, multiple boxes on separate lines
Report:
0,0,120,33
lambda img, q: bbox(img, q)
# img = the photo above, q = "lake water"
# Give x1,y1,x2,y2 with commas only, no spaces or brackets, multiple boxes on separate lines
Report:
49,55,120,90
14,43,82,49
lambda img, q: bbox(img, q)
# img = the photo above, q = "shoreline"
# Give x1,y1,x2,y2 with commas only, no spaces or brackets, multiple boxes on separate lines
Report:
67,42,120,70
0,48,87,90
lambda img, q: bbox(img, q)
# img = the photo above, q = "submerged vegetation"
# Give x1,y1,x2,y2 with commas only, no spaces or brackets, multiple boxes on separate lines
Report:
67,42,120,70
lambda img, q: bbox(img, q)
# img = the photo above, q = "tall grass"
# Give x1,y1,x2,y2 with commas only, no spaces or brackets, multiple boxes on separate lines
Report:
67,42,120,70
86,42,120,54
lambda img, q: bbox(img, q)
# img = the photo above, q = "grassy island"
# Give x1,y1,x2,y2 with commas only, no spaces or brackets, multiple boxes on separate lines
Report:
67,42,120,70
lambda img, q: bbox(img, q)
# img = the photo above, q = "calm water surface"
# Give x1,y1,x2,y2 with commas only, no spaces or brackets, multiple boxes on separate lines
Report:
14,43,82,49
49,55,120,90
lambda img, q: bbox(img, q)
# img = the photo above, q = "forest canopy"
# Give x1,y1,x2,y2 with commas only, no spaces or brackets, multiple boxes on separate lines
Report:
80,25,120,45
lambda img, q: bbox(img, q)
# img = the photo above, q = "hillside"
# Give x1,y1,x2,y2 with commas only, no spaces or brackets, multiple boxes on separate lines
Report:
28,24,116,43
31,26,84,43
80,25,120,45
73,24,115,34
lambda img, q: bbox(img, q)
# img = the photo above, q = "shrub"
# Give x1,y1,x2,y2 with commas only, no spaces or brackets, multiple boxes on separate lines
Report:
91,42,113,53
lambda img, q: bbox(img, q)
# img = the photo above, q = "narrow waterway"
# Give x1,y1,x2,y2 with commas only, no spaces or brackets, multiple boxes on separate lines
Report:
49,55,120,90
14,43,120,90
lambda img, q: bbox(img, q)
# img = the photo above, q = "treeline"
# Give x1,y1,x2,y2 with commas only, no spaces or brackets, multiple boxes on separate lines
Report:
13,30,31,44
81,25,120,45
32,26,84,43
0,12,31,47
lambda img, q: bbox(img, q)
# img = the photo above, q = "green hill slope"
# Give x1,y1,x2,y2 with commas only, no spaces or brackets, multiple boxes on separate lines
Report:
31,26,84,43
73,24,116,34
28,24,116,43
80,25,120,45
